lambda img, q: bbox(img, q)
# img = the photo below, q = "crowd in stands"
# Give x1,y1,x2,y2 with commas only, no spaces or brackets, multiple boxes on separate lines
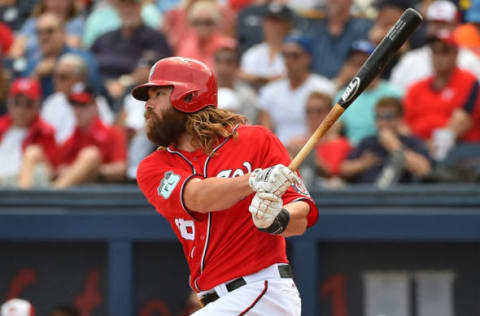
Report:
0,0,480,190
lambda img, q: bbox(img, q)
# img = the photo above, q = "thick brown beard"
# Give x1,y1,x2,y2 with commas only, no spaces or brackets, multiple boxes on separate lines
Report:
145,107,187,147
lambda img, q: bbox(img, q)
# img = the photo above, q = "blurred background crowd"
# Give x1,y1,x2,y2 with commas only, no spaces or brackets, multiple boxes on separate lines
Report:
0,0,480,192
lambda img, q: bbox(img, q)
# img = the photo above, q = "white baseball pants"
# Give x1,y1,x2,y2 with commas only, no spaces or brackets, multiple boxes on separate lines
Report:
192,264,301,316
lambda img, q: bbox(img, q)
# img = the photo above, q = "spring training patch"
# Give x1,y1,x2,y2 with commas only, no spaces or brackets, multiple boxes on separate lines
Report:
158,171,181,199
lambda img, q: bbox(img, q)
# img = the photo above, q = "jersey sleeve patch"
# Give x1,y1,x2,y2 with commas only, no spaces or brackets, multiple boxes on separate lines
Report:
292,176,311,197
158,170,181,199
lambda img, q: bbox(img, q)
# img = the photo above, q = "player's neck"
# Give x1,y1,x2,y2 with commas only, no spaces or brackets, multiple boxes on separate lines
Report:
176,133,197,152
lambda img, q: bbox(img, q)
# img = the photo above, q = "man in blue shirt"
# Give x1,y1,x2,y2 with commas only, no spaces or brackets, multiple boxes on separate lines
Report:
23,13,101,99
304,0,372,79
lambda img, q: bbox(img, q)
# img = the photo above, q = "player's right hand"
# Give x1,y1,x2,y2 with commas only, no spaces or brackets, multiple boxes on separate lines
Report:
248,164,299,196
249,191,290,234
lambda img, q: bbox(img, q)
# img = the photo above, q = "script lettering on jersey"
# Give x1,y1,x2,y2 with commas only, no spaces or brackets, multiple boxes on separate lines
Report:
216,162,252,178
157,171,181,199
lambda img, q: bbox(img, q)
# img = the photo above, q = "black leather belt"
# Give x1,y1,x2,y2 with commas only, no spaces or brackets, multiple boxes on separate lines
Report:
199,264,293,307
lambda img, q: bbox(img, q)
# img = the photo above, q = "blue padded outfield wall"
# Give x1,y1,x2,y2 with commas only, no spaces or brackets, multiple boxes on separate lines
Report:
0,185,479,316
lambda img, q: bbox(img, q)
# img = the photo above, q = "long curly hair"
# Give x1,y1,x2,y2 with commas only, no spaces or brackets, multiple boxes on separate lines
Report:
179,107,247,156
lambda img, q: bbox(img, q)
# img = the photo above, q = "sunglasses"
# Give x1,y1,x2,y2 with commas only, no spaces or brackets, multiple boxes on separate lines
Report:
375,112,397,121
36,27,57,36
282,51,303,59
192,19,216,26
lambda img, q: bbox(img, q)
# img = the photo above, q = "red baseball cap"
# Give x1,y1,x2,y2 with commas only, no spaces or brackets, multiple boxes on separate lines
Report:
9,78,42,100
67,83,95,105
430,29,458,47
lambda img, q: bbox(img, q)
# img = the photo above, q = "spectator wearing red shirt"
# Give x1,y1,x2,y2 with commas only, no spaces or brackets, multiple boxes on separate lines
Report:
0,78,57,188
52,84,127,188
403,31,480,161
286,91,352,188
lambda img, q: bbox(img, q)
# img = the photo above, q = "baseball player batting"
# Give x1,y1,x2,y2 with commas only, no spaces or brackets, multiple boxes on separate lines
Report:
133,57,318,315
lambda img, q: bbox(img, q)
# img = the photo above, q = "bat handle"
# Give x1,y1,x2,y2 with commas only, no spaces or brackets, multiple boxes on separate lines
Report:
288,104,345,171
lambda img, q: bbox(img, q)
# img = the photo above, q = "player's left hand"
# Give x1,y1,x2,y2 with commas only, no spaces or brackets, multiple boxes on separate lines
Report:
249,192,290,234
248,164,299,196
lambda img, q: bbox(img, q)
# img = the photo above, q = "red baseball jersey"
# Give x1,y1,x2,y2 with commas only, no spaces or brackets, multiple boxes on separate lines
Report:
137,125,318,292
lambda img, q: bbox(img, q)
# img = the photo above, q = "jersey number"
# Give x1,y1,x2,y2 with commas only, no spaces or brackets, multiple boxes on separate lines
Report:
174,218,195,240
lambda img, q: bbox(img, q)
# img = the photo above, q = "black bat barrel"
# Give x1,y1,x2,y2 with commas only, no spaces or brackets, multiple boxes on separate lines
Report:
337,8,423,109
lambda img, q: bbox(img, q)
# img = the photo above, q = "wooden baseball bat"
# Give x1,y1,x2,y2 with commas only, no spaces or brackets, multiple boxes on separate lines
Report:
288,8,423,171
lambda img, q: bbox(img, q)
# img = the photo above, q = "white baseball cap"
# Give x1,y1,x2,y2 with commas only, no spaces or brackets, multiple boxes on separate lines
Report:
1,299,34,316
426,1,458,23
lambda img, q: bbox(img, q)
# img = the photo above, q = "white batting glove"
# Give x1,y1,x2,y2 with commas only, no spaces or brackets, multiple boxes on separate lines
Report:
248,164,299,196
249,192,290,234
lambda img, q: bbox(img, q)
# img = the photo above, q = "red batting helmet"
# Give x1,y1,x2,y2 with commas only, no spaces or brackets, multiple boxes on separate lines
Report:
132,57,218,113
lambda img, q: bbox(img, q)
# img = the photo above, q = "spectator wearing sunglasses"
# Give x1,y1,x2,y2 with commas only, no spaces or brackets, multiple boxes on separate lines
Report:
340,97,431,186
257,34,335,145
175,0,234,70
336,40,403,146
404,30,480,162
22,12,101,99
0,78,58,188
41,53,114,144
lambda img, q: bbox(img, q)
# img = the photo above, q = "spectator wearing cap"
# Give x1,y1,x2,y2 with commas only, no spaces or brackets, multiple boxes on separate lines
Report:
336,40,403,145
214,41,259,123
40,85,127,188
258,34,336,144
391,0,480,91
1,298,35,316
403,30,480,161
0,78,57,188
22,13,101,99
239,3,293,89
90,0,172,101
175,1,235,70
340,97,432,186
304,0,372,79
454,0,480,57
41,53,114,144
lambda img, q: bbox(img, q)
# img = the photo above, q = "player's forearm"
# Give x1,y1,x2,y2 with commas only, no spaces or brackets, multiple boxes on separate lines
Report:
184,174,254,213
281,201,310,237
